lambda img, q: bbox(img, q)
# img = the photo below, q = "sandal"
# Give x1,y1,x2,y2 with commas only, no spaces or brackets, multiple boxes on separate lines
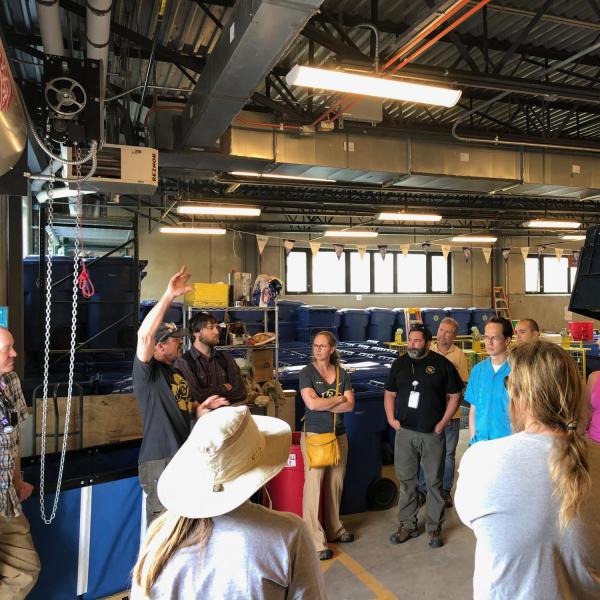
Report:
318,549,333,561
332,532,355,543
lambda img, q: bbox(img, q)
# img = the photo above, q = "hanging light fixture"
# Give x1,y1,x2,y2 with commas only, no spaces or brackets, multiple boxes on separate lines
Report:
323,230,379,238
285,65,462,108
525,219,581,229
377,212,443,222
160,227,226,235
450,235,497,243
176,205,261,217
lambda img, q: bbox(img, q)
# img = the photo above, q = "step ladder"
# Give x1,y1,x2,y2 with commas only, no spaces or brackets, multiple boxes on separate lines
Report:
493,287,512,320
404,307,424,330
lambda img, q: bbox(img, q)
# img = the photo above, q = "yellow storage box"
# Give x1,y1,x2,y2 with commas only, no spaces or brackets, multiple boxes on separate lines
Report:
184,282,230,307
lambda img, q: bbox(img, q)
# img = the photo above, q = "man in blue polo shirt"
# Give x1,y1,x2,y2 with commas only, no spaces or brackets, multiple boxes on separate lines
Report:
466,317,513,444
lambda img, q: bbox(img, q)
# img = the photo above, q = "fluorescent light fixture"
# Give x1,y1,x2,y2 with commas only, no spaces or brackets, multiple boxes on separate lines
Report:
561,234,586,241
229,171,261,177
378,212,442,222
160,227,226,235
177,205,261,217
323,230,379,238
286,65,462,108
451,235,497,243
229,170,335,183
525,219,581,229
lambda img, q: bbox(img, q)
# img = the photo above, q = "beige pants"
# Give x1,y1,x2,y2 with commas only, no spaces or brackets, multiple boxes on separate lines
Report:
0,512,41,599
300,432,349,552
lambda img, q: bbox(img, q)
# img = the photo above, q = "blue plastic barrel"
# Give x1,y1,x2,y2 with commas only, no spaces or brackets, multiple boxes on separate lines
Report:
297,305,338,327
278,321,297,341
338,309,369,342
341,383,387,514
469,307,496,333
367,308,396,342
277,299,304,321
421,308,448,332
444,307,472,335
229,309,265,323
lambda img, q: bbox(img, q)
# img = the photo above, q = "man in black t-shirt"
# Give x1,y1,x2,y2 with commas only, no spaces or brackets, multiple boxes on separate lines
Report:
133,266,228,525
384,323,462,549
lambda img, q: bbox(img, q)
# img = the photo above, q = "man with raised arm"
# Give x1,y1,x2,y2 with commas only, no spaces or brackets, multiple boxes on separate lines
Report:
133,266,228,524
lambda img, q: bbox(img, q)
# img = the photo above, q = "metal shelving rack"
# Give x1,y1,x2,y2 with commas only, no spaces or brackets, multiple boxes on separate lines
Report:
182,303,280,415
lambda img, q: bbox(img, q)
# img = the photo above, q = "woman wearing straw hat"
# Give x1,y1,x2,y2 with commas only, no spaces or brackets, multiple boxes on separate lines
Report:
455,341,600,599
131,406,326,599
299,331,356,561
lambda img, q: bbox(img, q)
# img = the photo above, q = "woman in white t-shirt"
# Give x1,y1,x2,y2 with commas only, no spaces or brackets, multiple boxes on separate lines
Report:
455,341,600,600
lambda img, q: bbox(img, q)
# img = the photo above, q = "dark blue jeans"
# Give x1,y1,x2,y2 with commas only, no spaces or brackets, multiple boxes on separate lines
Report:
419,418,461,493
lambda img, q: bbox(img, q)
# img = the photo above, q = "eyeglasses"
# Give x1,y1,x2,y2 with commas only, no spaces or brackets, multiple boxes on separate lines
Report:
312,344,331,350
483,335,506,343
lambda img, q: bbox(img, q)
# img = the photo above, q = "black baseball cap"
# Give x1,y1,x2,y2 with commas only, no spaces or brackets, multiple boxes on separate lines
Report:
154,322,186,343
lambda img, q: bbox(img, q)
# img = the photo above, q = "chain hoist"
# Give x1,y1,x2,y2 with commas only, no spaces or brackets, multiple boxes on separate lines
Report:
39,146,83,524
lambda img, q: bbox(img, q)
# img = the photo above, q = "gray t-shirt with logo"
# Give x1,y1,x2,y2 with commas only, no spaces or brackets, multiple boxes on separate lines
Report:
298,364,352,435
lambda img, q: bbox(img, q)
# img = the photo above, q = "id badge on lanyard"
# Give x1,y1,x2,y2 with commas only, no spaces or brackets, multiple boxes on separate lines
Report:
408,382,420,409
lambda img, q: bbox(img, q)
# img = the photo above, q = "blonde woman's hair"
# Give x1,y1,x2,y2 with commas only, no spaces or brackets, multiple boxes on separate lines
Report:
507,341,591,528
132,512,213,595
312,330,340,365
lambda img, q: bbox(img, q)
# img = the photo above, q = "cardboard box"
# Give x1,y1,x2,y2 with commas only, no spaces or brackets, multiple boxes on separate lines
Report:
266,389,296,431
252,348,274,382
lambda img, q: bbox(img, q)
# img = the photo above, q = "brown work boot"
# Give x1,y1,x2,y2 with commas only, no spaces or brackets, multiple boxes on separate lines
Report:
428,528,443,548
390,526,419,544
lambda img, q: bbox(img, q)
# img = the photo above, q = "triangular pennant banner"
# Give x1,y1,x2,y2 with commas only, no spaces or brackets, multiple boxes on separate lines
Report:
334,244,344,259
400,244,410,256
256,234,269,255
520,246,529,262
378,245,388,260
555,247,564,261
357,245,367,259
441,245,451,260
463,247,471,263
309,240,321,257
501,248,511,262
482,247,492,264
422,242,431,254
283,239,295,255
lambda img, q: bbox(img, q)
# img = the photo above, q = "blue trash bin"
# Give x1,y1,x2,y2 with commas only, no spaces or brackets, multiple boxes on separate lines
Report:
469,307,496,333
444,307,472,335
339,309,370,342
341,383,387,514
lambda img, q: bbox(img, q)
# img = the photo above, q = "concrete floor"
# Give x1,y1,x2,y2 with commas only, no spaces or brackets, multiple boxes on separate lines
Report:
321,429,476,600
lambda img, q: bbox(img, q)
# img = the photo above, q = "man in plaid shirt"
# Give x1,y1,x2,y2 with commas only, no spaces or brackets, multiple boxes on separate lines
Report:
0,327,40,597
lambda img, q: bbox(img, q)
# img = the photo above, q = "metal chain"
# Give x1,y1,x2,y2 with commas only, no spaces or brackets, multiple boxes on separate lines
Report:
39,178,54,523
38,147,82,524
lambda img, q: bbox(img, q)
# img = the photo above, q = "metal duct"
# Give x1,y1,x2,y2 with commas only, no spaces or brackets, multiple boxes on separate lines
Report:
86,0,112,96
177,0,324,149
0,38,27,177
36,0,66,57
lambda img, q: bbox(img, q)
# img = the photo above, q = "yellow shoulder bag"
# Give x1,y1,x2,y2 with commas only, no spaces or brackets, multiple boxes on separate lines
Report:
304,366,341,469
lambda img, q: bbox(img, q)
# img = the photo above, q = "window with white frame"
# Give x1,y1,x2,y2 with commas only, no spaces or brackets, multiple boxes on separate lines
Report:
525,254,578,294
285,249,451,294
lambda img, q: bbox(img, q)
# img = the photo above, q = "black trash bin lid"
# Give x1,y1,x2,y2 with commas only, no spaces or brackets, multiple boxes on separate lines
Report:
367,477,398,511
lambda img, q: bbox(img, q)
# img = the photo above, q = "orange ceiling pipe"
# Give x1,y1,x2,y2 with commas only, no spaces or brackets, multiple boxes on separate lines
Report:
311,0,490,126
381,0,471,71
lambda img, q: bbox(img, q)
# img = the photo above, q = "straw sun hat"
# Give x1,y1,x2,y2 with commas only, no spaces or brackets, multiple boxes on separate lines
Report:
158,406,291,518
